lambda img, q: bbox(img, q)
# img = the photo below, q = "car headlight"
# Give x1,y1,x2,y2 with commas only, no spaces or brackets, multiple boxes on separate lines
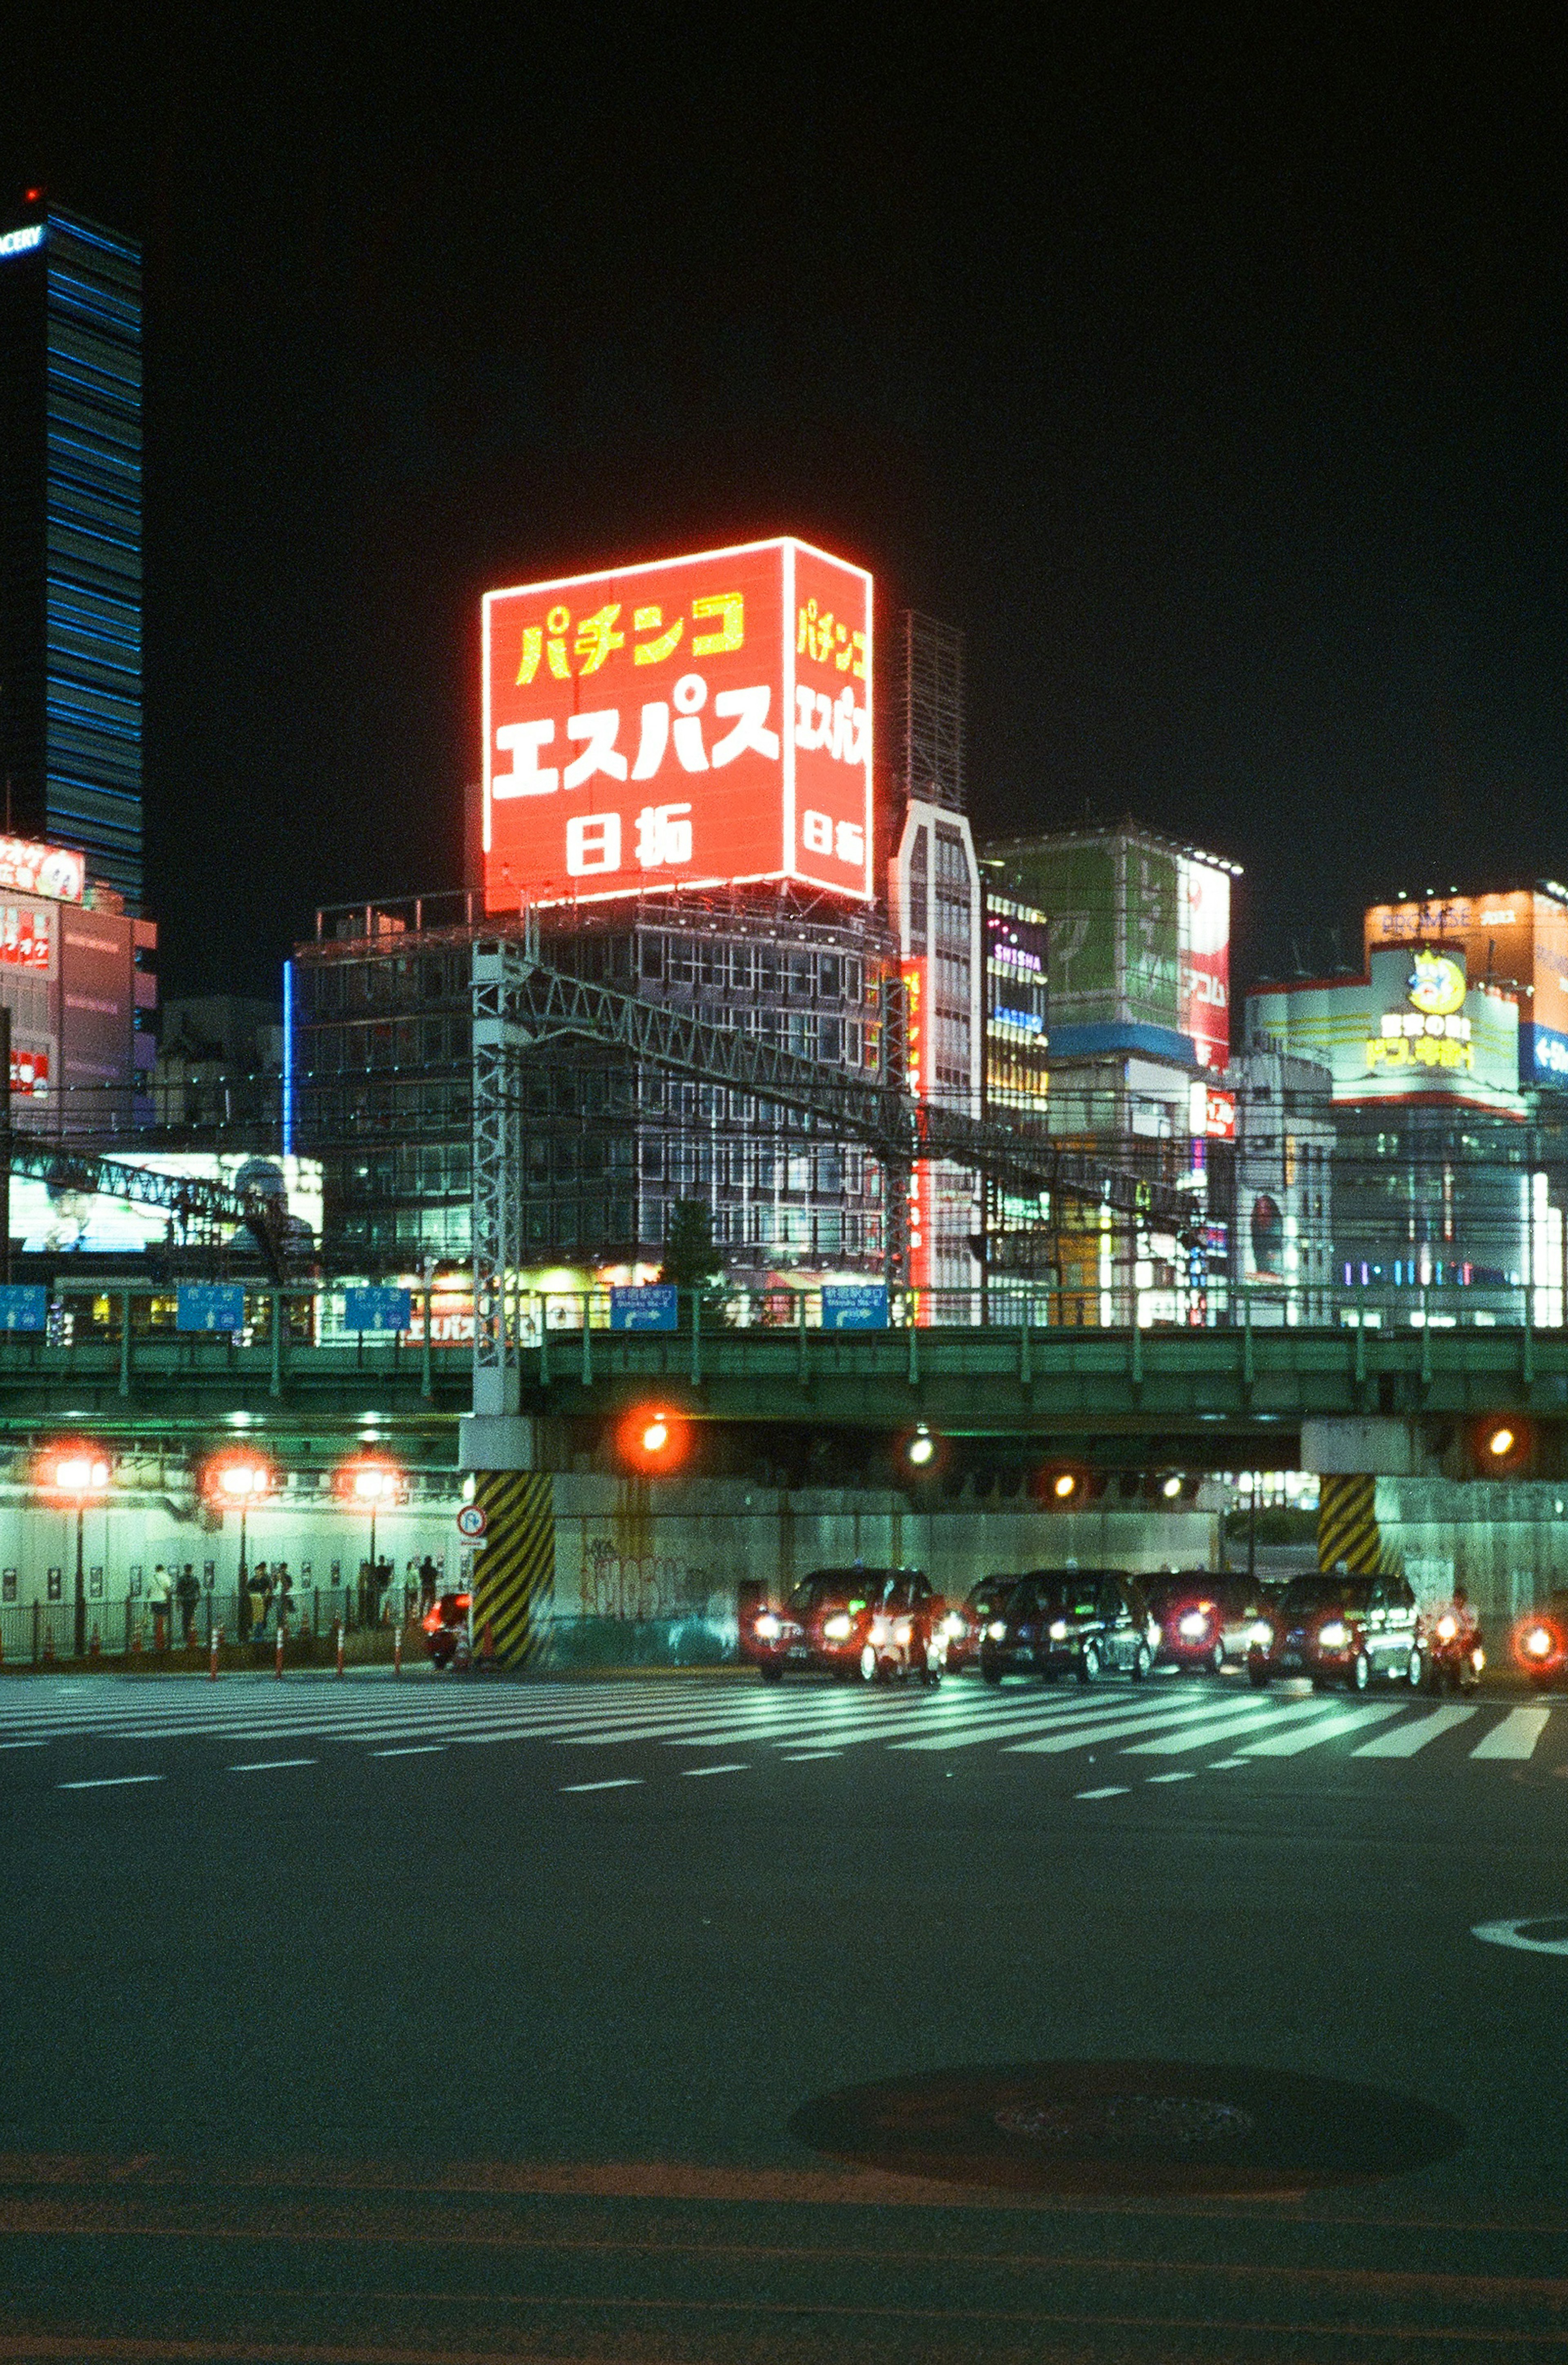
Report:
987,1619,1007,1641
1471,1646,1486,1671
1178,1610,1208,1641
1435,1614,1457,1642
755,1612,781,1641
1318,1621,1349,1650
893,1619,911,1646
943,1613,965,1639
1147,1621,1162,1649
822,1613,853,1642
1248,1620,1273,1648
1048,1618,1069,1641
1525,1624,1554,1658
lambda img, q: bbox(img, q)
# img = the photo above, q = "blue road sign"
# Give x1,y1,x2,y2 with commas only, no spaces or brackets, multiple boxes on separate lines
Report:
0,1286,47,1333
610,1283,679,1332
344,1286,413,1333
822,1283,889,1331
176,1282,245,1333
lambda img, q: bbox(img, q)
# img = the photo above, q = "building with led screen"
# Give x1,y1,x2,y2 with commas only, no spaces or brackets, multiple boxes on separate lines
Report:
0,828,156,1141
0,197,143,909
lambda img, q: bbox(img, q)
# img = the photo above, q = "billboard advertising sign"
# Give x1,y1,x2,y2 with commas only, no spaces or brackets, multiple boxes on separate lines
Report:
0,837,83,904
482,538,873,910
1363,889,1568,1083
1180,858,1231,1071
8,1153,323,1256
902,958,933,1289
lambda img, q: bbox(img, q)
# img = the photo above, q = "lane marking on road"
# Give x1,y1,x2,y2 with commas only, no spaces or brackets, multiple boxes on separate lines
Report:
1207,1757,1251,1769
368,1744,448,1757
681,1762,749,1777
1470,1707,1552,1761
1234,1701,1406,1755
777,1750,844,1760
1353,1704,1477,1757
0,1740,48,1749
1473,1915,1568,1957
560,1777,643,1793
227,1758,318,1773
1145,1770,1199,1783
1074,1785,1130,1800
56,1774,165,1790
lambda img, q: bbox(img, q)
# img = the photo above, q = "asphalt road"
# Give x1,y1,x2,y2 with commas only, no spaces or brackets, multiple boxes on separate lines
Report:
1,1660,1566,2361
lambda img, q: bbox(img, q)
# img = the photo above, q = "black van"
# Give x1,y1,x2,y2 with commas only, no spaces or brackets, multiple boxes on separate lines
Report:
978,1568,1156,1685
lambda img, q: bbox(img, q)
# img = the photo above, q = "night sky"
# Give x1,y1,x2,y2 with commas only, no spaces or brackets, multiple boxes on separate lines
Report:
9,13,1567,1001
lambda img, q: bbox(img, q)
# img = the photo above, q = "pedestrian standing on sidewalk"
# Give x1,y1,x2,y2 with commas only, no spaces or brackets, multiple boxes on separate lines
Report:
175,1564,200,1645
419,1555,439,1614
148,1563,172,1648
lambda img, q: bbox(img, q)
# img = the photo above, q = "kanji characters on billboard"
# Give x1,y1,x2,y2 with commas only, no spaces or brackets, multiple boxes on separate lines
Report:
902,957,933,1290
482,538,873,910
1180,856,1230,1072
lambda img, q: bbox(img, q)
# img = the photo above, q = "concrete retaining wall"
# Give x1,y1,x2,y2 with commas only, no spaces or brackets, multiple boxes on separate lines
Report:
1378,1478,1568,1631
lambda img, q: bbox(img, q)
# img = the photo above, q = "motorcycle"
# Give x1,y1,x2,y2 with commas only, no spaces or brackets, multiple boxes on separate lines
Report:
1425,1610,1484,1694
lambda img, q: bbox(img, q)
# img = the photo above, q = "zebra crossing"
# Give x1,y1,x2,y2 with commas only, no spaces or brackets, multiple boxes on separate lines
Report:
0,1669,1562,1787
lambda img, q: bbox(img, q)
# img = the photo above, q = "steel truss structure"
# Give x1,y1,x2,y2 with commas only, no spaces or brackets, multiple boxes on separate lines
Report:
471,934,1188,1410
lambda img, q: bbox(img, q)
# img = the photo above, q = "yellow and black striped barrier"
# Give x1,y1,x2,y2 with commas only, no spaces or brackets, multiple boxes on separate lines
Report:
470,1471,554,1668
1317,1472,1381,1575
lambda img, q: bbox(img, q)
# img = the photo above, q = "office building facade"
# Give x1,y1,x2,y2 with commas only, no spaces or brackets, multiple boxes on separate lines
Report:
0,198,143,909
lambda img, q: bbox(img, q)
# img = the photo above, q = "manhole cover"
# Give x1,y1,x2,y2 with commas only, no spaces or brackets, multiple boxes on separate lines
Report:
789,2060,1464,2197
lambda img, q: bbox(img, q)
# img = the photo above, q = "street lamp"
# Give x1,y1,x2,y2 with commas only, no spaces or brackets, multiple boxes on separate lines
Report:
334,1455,405,1606
201,1448,277,1603
40,1443,111,1658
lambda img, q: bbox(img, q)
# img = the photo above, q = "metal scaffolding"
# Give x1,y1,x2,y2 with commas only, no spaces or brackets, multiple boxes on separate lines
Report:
470,933,1188,1407
894,611,966,814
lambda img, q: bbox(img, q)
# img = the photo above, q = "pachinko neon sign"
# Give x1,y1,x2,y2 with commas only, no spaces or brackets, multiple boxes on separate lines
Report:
481,538,873,909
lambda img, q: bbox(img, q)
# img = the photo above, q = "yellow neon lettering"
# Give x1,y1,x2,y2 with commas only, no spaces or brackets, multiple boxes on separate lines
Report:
633,604,684,665
516,626,542,686
546,605,572,681
849,629,868,682
692,593,744,657
573,603,626,677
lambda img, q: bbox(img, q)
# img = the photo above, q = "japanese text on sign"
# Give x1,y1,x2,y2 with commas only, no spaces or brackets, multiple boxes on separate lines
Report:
483,538,873,910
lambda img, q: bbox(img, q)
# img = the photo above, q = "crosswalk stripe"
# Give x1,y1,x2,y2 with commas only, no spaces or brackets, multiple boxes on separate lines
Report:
1352,1705,1478,1757
1469,1707,1552,1761
999,1697,1261,1756
1118,1698,1332,1754
664,1692,1123,1755
1235,1702,1406,1755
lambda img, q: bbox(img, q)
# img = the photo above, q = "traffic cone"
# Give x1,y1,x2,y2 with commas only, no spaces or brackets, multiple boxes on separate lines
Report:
274,1616,285,1679
130,1621,143,1656
89,1623,100,1659
42,1624,55,1663
393,1622,403,1678
335,1620,345,1678
209,1624,221,1681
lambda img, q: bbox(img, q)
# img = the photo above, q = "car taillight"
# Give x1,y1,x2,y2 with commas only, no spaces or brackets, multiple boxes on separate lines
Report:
1177,1609,1209,1641
1524,1624,1555,1658
1436,1614,1457,1643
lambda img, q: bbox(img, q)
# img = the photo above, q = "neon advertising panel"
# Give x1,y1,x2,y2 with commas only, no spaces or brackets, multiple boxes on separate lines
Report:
902,958,933,1290
482,538,873,910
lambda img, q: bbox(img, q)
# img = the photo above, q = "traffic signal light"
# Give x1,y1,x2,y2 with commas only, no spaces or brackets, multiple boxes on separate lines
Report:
616,1404,691,1475
1468,1414,1535,1478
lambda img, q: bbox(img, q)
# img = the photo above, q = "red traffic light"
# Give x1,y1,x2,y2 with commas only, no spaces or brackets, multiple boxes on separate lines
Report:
615,1404,690,1474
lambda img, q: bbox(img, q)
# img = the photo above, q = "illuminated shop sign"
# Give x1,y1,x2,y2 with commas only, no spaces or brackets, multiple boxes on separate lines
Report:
482,538,873,909
903,958,932,1290
0,225,44,259
1365,950,1474,1075
0,837,83,903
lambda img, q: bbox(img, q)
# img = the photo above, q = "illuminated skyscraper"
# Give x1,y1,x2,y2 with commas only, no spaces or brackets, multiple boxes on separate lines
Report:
0,196,143,908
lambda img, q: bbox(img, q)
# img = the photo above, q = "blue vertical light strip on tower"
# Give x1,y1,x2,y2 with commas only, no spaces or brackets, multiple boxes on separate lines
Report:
282,959,294,1155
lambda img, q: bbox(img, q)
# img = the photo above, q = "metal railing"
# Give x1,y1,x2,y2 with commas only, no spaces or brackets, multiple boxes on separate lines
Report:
0,1585,428,1667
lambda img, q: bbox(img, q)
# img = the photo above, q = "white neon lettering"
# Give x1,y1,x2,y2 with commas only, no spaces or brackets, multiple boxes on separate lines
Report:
494,719,557,798
565,813,621,873
563,709,628,790
710,684,780,767
672,673,709,772
631,702,669,779
0,226,43,259
635,802,693,868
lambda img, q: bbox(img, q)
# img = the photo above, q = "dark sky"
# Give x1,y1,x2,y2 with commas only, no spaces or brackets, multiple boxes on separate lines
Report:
9,11,1568,999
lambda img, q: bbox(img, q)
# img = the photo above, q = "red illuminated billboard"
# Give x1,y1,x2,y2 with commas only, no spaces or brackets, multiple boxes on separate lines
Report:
482,538,873,910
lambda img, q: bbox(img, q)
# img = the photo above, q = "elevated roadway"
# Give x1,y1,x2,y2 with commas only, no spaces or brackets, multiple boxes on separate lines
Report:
0,1312,1559,1469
